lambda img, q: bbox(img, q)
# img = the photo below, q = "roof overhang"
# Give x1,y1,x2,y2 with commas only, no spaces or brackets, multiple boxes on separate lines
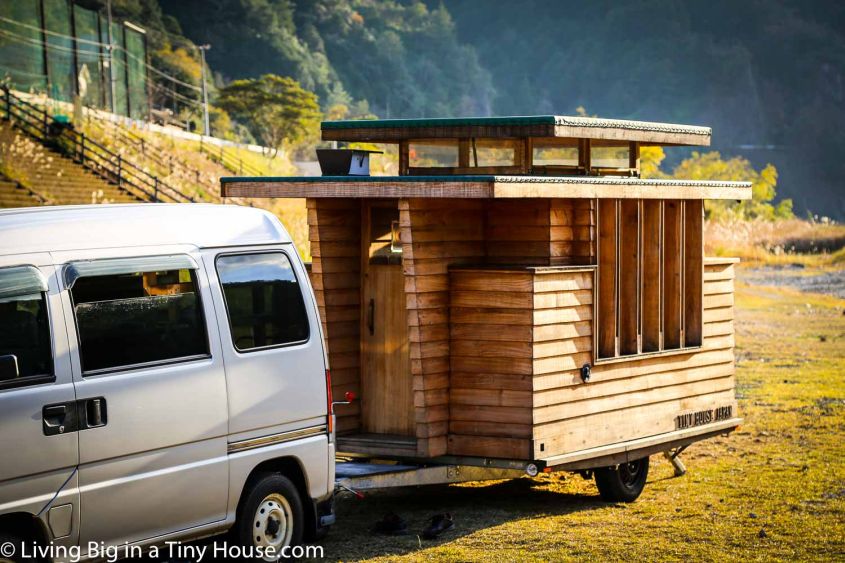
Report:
221,176,751,200
321,115,712,147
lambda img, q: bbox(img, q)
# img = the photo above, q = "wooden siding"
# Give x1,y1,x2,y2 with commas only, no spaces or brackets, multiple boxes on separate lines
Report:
307,198,362,434
485,200,551,265
401,198,486,457
550,198,595,266
221,178,752,201
449,269,536,459
532,259,736,459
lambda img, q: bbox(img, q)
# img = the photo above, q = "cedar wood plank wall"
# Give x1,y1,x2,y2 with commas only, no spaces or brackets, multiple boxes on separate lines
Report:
447,259,736,459
531,259,736,457
401,199,486,456
308,196,735,460
403,198,585,456
307,199,362,434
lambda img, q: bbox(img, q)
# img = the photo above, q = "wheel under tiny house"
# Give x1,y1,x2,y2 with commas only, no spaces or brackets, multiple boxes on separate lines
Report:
222,114,749,500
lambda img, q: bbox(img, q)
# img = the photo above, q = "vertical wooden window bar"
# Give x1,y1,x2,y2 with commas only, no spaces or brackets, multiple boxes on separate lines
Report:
597,198,703,360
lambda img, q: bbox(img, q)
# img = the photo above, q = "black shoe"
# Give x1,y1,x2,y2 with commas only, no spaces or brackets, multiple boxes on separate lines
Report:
373,511,409,535
421,513,454,539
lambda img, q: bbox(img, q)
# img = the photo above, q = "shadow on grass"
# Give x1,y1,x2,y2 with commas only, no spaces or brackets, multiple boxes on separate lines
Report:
319,477,607,560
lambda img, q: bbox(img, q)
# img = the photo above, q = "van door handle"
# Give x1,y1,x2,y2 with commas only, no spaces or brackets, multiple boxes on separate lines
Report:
43,401,78,436
82,397,107,428
367,298,375,335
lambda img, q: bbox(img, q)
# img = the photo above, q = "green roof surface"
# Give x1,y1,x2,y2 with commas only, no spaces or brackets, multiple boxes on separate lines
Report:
221,175,497,183
220,175,749,188
320,115,712,136
322,116,558,129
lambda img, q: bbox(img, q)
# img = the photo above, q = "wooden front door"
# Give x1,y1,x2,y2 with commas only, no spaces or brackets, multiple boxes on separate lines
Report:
361,202,414,435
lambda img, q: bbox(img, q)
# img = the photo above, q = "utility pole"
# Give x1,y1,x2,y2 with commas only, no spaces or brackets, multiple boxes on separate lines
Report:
198,44,211,137
106,0,117,113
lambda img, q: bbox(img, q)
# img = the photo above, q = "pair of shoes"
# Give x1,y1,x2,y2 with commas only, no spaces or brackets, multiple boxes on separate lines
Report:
421,513,454,540
372,511,409,535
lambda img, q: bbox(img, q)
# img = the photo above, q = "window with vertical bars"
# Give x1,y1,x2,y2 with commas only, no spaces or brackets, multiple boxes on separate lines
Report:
596,198,703,360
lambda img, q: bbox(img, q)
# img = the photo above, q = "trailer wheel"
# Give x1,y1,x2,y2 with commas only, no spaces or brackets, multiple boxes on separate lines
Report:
593,456,649,502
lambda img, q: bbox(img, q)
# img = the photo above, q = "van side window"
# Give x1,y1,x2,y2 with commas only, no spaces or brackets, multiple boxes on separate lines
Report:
71,269,209,373
216,253,309,351
0,293,52,382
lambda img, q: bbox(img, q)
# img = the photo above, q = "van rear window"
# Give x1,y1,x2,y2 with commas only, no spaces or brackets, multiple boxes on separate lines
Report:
216,253,309,351
71,269,209,373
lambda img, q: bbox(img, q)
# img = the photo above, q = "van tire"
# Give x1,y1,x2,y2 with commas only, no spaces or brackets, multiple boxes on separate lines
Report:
236,474,305,560
594,456,650,502
0,532,33,563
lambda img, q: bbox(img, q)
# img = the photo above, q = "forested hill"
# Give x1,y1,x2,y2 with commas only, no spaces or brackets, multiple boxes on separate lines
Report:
158,0,492,117
443,0,845,220
135,0,843,219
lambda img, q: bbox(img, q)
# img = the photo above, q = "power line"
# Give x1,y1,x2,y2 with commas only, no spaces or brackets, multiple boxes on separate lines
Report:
0,28,203,114
0,16,202,92
0,26,201,103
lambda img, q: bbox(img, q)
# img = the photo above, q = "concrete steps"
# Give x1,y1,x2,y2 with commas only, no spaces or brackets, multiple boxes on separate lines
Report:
0,124,144,207
0,180,44,208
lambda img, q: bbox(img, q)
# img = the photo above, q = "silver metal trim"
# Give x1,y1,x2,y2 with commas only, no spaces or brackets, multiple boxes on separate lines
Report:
228,425,327,454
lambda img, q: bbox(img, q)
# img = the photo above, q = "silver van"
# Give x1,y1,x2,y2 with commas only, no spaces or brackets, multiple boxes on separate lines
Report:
0,204,335,562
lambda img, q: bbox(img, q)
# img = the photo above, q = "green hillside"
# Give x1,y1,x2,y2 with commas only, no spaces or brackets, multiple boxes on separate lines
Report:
111,0,843,219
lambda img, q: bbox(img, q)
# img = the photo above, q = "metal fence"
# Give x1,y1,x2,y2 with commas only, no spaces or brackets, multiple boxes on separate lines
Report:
0,0,148,120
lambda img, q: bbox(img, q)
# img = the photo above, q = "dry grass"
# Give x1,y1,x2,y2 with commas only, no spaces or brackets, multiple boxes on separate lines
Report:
706,218,845,267
317,277,845,561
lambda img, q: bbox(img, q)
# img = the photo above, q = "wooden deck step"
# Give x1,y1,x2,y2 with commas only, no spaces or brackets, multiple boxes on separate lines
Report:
337,433,418,457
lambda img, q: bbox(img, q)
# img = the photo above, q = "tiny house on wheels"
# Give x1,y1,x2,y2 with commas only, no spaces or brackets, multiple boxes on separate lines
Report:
221,115,750,501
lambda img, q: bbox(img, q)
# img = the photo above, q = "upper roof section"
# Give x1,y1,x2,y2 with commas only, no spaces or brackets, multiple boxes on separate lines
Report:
321,115,712,146
0,204,292,255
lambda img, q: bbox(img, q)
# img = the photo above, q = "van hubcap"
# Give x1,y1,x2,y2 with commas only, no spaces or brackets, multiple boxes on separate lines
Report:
253,494,293,560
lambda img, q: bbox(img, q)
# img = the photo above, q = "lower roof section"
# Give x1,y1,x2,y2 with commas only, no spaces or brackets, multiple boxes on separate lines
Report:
220,175,752,200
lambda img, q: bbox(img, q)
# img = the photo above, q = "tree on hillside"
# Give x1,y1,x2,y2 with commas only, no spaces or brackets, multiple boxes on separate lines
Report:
672,151,792,220
216,74,321,156
642,147,793,220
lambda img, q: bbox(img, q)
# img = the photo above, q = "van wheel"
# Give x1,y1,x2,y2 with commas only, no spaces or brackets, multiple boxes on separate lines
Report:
0,532,31,563
594,456,650,502
236,474,304,560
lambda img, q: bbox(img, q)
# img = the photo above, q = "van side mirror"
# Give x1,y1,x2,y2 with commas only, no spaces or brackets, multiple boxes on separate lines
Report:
0,355,19,381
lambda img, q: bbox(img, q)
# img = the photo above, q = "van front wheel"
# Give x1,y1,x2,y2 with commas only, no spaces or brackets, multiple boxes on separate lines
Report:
593,456,650,502
236,474,304,561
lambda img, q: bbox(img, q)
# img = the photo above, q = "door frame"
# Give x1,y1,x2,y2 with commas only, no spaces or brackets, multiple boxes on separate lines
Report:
359,200,414,436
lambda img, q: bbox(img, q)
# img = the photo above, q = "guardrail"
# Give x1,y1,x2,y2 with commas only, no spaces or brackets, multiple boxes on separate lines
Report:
2,86,195,203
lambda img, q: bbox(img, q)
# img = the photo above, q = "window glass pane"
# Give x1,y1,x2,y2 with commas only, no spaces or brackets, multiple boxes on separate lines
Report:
0,293,52,378
472,139,517,167
369,206,402,265
71,268,208,372
409,141,458,167
216,253,309,350
592,143,630,168
533,139,579,167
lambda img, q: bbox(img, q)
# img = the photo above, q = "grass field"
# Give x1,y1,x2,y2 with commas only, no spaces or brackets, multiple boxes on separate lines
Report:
321,269,845,561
